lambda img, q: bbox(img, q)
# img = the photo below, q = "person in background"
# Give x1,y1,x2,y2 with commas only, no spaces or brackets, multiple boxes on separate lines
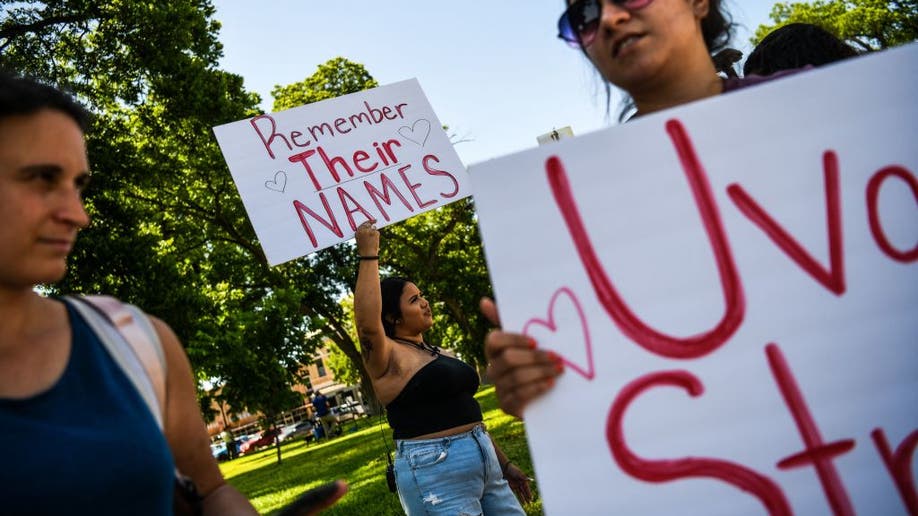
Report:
299,418,317,445
743,22,858,77
483,0,820,418
0,71,345,515
312,389,338,438
354,220,530,515
222,428,238,460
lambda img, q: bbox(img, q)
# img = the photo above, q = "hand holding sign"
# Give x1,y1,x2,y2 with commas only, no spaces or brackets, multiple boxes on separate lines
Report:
472,47,918,515
355,219,379,258
481,297,565,419
522,286,594,380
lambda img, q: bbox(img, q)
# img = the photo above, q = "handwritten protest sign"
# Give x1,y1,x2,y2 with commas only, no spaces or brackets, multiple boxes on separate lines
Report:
470,45,917,515
213,79,469,265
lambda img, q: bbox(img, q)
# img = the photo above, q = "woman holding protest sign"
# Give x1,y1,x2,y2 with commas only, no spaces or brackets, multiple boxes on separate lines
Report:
0,71,346,515
482,0,809,418
353,219,530,515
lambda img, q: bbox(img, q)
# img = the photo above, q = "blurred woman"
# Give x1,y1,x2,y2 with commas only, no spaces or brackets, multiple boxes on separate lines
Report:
353,220,530,515
484,0,807,418
0,72,345,515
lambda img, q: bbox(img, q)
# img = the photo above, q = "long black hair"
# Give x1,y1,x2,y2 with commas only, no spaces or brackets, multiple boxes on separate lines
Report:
743,23,858,77
700,0,735,57
380,277,410,338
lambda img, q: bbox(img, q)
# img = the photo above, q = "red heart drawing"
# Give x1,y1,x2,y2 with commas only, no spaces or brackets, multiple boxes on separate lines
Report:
523,287,595,380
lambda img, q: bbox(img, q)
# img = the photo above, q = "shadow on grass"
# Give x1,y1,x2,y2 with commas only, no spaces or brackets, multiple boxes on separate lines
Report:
220,387,543,515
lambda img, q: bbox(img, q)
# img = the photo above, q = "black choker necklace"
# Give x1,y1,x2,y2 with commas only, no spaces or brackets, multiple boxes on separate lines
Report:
392,337,439,356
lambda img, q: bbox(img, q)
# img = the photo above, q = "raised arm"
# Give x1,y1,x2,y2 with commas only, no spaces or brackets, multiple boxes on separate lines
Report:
481,297,564,419
353,220,392,379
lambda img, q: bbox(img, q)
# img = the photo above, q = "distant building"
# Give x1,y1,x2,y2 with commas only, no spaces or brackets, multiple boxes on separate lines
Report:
206,345,365,439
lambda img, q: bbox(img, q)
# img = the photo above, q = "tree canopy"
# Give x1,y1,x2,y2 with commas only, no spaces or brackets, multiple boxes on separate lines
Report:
3,1,495,427
1,0,317,425
271,57,378,111
753,0,918,51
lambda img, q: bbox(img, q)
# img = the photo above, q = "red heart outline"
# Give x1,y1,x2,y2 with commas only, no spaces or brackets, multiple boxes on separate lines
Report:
523,286,595,380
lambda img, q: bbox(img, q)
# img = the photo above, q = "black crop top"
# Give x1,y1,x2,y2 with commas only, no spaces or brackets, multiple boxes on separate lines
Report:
385,354,483,439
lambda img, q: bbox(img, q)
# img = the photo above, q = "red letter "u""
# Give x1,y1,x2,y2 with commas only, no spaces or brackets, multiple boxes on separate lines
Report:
546,119,744,359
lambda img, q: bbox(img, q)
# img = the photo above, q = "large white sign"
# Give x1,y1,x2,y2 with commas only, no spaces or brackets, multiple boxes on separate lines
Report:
471,45,917,515
214,79,469,265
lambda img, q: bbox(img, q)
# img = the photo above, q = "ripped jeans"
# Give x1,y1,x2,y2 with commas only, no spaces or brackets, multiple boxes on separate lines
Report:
394,424,525,515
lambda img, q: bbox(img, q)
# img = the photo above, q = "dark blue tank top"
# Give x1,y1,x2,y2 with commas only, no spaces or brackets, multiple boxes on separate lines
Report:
0,301,175,515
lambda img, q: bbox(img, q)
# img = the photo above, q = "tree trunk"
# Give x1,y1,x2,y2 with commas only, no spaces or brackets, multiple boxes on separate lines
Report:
275,434,282,465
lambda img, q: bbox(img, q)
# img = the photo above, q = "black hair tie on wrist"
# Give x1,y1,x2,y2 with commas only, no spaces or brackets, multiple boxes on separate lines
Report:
358,255,379,260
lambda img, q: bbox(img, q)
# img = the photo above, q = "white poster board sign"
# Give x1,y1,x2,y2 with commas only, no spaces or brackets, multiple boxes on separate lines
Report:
471,45,918,515
213,79,469,265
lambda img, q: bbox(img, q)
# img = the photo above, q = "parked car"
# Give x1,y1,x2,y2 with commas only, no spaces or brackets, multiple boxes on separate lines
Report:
330,402,364,428
211,438,243,461
239,428,281,455
210,442,226,460
278,421,314,442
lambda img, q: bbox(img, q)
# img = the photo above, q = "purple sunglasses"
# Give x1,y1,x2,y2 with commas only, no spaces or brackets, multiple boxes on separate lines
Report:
557,0,655,48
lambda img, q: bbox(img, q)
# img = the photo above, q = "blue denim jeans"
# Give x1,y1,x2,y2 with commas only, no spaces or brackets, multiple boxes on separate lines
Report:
394,424,525,515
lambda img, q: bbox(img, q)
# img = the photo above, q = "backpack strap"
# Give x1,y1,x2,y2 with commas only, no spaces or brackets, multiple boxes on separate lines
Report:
65,296,203,514
64,295,167,429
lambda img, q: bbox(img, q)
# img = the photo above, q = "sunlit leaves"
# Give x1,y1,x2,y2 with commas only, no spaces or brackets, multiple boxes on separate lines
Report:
270,57,378,112
754,0,918,50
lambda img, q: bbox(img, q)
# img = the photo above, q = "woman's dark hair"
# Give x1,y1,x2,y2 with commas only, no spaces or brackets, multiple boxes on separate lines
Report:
743,23,858,77
0,71,91,131
700,0,734,57
380,277,410,338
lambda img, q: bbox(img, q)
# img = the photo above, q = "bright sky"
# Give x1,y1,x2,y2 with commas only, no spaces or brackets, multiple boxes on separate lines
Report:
212,1,780,166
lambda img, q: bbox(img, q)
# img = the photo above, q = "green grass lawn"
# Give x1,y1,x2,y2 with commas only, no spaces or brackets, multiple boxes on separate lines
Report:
220,386,544,515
